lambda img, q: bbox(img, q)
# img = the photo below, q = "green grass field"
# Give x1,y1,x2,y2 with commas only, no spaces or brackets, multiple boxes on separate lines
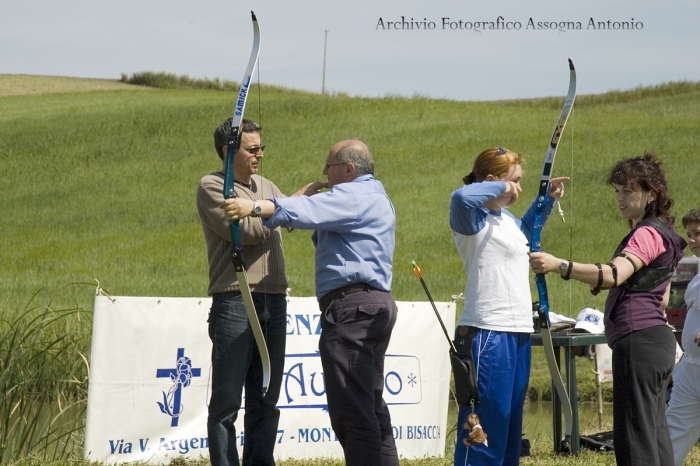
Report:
3,75,698,314
1,74,699,464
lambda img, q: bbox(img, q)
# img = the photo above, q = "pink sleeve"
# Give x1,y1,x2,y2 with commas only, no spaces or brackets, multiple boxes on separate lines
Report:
622,226,667,265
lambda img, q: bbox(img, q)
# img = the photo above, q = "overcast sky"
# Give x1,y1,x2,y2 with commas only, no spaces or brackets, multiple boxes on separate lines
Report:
1,0,698,101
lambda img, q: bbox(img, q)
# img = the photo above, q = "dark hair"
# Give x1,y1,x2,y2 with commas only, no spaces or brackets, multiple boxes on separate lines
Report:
462,147,524,185
214,118,261,160
335,142,374,175
683,206,700,228
607,151,673,224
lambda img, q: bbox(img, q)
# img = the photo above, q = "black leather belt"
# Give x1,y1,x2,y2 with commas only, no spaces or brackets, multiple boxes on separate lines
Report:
319,283,375,308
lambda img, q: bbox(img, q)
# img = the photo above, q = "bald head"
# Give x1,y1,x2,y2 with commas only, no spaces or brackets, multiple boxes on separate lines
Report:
323,139,374,188
330,139,368,154
330,139,374,176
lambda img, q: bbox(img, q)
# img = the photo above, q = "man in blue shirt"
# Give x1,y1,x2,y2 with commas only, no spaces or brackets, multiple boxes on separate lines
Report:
222,139,399,466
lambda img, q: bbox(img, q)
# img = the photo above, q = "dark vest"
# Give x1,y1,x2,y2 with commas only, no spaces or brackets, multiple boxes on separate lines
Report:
604,217,687,347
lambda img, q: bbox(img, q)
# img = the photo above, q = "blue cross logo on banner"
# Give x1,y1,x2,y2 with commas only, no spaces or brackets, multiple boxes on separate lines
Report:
156,348,201,427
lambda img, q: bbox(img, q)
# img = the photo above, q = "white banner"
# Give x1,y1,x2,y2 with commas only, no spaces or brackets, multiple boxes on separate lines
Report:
85,295,454,463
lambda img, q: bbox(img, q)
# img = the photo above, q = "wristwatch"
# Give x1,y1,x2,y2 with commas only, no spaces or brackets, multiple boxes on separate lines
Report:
559,259,569,273
560,259,573,280
251,200,262,217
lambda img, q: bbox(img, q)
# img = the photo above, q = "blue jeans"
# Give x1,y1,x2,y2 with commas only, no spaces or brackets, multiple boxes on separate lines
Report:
207,291,287,466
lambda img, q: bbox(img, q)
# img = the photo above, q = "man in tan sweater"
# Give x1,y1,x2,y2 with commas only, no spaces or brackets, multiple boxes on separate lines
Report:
196,118,288,466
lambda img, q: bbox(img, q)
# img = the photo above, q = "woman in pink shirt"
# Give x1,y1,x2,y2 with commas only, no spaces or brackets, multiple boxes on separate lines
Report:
530,152,687,466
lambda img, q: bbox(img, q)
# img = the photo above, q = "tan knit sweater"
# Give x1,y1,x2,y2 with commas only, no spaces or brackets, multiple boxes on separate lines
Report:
196,172,288,296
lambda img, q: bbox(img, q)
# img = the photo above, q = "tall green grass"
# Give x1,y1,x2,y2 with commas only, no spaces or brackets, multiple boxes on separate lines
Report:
0,285,91,462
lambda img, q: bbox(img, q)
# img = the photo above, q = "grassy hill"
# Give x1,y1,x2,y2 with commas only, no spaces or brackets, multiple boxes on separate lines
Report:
2,74,699,318
0,74,144,96
2,73,699,463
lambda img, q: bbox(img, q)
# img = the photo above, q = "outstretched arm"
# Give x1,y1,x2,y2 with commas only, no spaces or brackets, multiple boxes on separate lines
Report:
529,251,645,295
221,181,327,220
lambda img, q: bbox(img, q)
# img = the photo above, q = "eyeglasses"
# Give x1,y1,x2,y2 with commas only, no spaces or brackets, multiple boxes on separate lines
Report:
495,147,507,156
244,144,266,154
324,161,347,170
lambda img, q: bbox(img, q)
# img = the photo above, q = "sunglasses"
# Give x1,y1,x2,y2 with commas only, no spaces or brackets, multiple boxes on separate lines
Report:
244,144,266,154
495,146,507,156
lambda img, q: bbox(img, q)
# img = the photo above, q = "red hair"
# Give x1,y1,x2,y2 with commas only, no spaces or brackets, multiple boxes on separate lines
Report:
463,147,524,185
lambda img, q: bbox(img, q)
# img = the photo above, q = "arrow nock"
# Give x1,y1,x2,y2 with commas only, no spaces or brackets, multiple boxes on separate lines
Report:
411,260,423,280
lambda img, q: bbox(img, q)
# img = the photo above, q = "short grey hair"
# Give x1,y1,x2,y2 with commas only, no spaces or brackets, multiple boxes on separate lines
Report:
334,143,374,175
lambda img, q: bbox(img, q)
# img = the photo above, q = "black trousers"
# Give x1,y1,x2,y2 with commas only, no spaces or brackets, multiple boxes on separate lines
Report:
319,285,399,466
612,325,676,466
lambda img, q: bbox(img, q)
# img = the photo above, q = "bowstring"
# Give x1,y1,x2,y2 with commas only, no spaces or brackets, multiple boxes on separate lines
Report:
257,58,263,191
568,107,574,317
256,56,267,282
